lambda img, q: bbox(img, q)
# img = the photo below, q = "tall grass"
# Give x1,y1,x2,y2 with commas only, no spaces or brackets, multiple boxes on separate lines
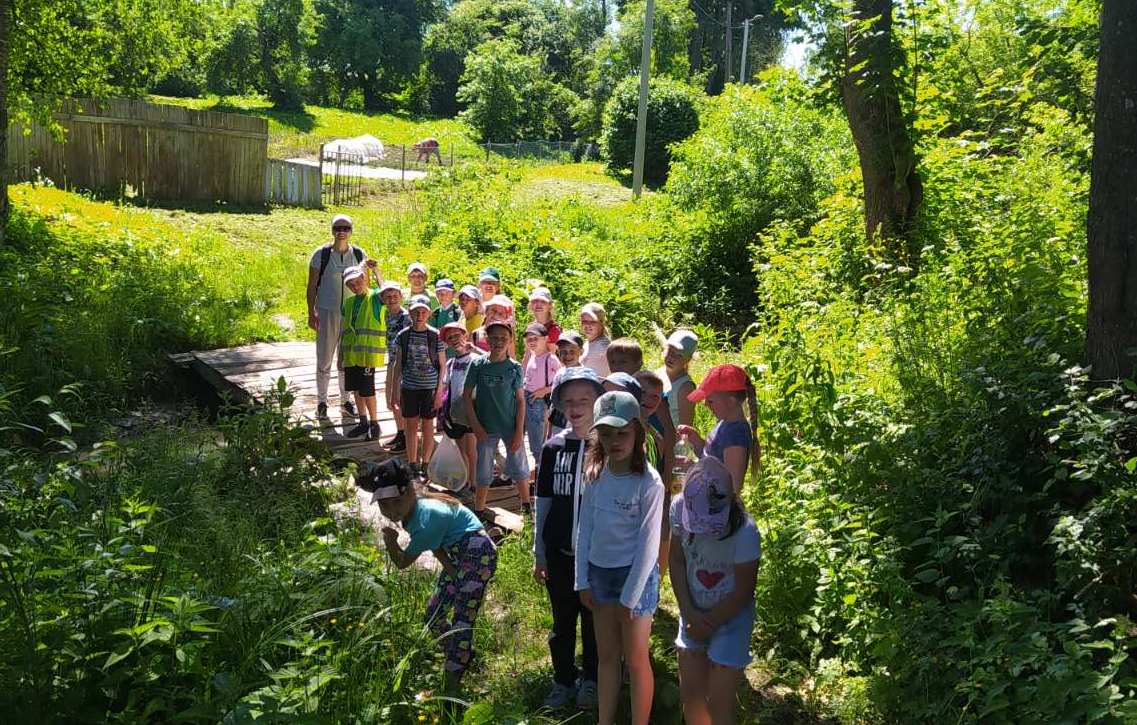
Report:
0,386,461,723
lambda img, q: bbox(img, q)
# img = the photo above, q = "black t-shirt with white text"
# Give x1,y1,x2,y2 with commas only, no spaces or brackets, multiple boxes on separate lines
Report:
537,433,590,557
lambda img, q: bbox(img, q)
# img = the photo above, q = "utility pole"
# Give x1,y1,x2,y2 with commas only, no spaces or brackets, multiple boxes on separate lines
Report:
632,0,655,198
740,14,762,84
724,2,733,84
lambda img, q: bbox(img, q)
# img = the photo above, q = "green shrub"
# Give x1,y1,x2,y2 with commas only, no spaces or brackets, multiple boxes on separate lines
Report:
737,102,1137,719
458,39,575,143
0,385,454,723
599,76,699,186
658,72,854,335
0,188,283,412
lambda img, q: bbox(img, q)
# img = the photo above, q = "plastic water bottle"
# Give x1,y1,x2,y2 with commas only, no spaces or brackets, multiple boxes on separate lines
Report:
673,437,697,486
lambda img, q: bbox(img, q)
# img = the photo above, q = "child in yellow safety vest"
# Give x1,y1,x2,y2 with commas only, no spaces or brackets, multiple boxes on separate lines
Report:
341,262,387,441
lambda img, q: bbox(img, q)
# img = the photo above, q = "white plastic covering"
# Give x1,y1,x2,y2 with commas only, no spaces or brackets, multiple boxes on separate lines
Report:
322,134,385,162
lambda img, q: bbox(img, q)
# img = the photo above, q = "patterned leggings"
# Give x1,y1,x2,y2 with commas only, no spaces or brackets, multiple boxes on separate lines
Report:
424,531,497,674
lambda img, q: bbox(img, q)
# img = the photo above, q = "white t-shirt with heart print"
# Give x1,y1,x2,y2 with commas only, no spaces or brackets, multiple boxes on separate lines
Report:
670,497,761,611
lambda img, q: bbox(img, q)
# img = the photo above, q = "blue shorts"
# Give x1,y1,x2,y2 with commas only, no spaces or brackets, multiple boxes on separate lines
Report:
524,393,548,468
587,562,660,618
675,604,755,669
475,435,530,488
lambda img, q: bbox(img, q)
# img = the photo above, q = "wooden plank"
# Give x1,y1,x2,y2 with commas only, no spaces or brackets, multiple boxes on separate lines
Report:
178,341,535,533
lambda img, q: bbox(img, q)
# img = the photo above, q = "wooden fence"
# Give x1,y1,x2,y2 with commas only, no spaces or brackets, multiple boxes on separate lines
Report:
265,159,322,208
7,98,268,205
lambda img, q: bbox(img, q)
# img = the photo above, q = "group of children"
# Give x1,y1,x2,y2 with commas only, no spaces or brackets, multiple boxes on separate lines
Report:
307,215,763,724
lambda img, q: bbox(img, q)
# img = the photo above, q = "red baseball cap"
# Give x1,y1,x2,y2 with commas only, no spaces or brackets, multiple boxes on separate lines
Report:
688,364,749,402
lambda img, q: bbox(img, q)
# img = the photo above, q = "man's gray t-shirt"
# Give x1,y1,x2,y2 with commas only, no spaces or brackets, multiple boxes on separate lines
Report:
309,245,368,311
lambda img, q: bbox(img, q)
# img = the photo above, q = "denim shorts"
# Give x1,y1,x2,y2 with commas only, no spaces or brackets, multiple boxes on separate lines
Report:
587,562,660,618
675,604,756,669
475,435,530,488
524,394,548,468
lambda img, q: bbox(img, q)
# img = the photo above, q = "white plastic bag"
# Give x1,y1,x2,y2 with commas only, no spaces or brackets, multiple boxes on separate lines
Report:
427,435,467,491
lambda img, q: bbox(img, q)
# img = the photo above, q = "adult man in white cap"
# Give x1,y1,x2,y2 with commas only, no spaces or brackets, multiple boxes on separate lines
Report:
306,214,372,419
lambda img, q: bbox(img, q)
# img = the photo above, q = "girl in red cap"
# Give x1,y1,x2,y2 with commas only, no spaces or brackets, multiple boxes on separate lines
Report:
677,364,760,493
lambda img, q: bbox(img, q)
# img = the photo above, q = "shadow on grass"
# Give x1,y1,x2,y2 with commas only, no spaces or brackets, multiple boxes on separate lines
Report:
213,99,317,133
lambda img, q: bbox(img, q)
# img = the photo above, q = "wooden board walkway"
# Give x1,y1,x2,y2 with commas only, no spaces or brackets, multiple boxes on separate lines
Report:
171,341,524,533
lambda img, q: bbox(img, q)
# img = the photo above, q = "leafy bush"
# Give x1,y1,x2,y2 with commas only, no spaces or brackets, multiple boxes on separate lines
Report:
657,73,854,335
738,103,1137,719
458,39,547,142
0,188,283,412
599,76,699,186
0,385,457,723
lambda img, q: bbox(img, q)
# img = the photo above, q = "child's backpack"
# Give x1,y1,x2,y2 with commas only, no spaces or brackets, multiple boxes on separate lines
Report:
398,327,442,373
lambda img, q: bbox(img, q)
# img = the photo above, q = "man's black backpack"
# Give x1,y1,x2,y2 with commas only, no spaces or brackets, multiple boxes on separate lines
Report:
315,244,364,296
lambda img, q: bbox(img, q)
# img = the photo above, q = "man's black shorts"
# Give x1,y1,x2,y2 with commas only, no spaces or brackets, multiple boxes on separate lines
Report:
400,387,436,419
344,366,375,396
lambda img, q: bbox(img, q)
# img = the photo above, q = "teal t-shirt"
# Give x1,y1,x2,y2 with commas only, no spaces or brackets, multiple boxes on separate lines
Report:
464,355,524,437
429,302,461,330
404,498,483,558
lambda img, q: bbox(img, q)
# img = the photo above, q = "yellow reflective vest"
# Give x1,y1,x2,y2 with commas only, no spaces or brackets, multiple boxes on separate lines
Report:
341,290,387,368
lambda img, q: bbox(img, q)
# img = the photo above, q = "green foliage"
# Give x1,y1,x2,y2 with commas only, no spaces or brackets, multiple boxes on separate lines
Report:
601,0,696,81
412,163,664,336
736,96,1137,718
0,186,284,412
309,0,431,111
458,40,580,142
599,76,700,186
659,72,853,334
422,0,606,118
0,383,464,722
457,40,537,142
255,0,317,109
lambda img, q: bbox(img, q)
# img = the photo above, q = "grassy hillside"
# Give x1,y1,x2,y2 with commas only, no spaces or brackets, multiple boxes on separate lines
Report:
150,94,483,159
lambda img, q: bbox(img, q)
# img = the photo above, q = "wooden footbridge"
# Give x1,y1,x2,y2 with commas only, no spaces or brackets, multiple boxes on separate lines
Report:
171,341,524,533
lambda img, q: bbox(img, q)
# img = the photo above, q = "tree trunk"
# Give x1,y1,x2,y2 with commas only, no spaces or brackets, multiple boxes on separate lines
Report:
0,0,8,245
839,0,922,263
1086,0,1137,381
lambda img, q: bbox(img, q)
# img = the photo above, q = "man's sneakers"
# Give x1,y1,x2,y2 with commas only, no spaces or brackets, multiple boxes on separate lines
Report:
383,431,407,454
341,400,357,418
346,421,370,439
575,679,598,710
368,421,381,441
542,683,575,710
455,486,476,506
316,402,329,419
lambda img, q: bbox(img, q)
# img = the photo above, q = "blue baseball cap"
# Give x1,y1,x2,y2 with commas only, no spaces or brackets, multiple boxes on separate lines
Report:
604,372,643,405
551,367,605,412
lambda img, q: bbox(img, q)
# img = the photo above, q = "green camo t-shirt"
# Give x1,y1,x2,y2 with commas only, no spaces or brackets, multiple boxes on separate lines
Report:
464,356,523,437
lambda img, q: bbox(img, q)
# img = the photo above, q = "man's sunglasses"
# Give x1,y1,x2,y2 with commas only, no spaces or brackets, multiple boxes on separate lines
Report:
333,226,352,232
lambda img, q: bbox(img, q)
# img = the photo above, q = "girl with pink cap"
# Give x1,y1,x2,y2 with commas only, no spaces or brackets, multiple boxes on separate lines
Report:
669,457,761,725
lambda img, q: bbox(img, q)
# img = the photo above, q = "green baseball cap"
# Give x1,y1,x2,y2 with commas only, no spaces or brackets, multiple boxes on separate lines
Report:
590,391,640,431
